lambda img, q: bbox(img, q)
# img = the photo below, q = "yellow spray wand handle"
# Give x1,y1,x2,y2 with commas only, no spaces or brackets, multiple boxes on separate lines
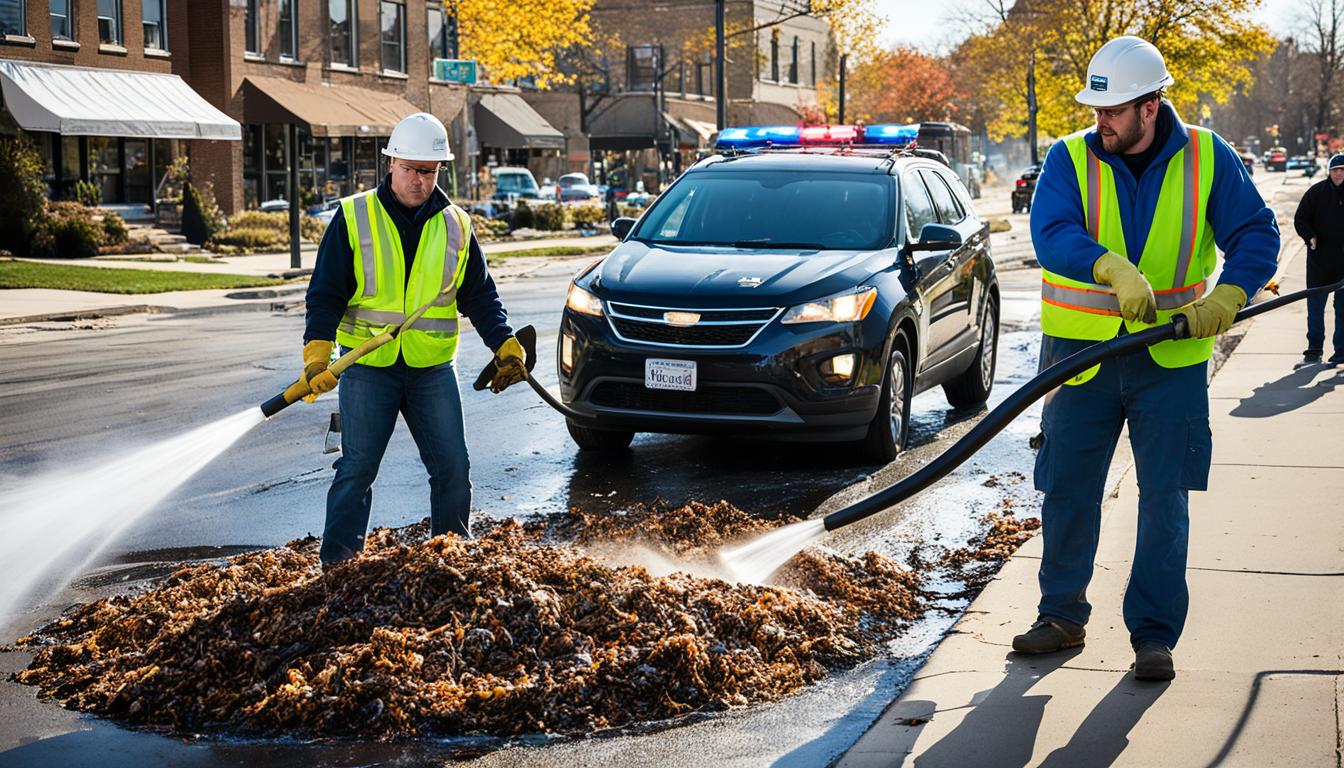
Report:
259,285,453,417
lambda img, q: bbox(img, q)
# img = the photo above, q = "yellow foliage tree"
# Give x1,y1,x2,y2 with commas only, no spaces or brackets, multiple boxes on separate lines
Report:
960,0,1276,142
455,0,595,87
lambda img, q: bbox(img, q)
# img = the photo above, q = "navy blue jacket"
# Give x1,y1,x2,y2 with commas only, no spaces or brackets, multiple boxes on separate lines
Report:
304,176,513,353
1030,102,1278,301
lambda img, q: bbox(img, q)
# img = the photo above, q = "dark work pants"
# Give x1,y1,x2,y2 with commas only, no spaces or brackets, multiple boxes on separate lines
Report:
321,357,471,564
1033,335,1212,649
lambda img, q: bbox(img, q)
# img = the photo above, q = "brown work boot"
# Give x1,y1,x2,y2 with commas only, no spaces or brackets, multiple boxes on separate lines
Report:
1012,616,1086,654
1133,642,1175,681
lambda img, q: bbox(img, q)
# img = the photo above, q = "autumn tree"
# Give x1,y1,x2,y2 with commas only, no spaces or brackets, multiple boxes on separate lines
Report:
958,0,1276,142
455,0,595,87
845,47,959,124
1297,0,1344,136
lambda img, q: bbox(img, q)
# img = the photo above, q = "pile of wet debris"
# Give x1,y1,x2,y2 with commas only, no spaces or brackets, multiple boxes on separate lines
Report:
14,500,1036,740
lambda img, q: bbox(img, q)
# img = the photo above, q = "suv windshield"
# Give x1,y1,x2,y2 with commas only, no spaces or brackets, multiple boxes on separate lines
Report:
496,173,538,194
634,170,895,250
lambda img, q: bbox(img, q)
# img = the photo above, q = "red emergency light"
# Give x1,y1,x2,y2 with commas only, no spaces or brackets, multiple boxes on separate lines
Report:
800,125,859,144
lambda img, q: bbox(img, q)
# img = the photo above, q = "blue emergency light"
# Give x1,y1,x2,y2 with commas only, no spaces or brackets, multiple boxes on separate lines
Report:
714,123,920,150
863,124,919,145
715,125,803,149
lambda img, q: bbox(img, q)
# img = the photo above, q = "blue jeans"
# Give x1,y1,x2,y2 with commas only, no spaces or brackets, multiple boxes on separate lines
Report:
322,357,471,564
1033,335,1212,649
1305,286,1344,359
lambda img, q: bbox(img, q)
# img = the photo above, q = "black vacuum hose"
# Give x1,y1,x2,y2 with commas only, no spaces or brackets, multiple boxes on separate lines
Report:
822,277,1344,532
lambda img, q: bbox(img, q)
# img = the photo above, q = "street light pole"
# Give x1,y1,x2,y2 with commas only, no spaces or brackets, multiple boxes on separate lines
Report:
1027,50,1039,167
715,0,726,130
288,122,300,270
838,53,848,124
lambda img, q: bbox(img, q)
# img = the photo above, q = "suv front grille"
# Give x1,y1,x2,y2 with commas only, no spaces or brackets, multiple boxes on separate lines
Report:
605,302,780,348
589,382,782,415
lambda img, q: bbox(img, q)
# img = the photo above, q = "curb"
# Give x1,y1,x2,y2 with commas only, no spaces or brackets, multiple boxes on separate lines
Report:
0,304,172,327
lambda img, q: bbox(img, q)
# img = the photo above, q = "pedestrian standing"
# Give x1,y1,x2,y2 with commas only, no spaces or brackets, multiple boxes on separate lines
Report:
1292,152,1344,366
1021,37,1279,680
299,112,527,565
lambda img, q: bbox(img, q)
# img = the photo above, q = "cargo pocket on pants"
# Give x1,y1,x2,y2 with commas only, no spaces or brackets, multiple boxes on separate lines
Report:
1033,418,1054,493
1180,416,1213,491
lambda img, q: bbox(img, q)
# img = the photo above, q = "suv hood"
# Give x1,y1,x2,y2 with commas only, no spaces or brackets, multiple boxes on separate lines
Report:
589,241,892,307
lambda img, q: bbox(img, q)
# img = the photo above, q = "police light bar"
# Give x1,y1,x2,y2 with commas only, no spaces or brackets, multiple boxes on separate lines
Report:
714,123,919,150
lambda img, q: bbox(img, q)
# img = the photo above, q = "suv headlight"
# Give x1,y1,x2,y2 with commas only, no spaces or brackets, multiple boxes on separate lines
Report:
566,282,604,317
781,287,877,324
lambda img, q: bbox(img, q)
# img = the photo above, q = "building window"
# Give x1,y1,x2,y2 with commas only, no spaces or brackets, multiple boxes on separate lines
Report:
789,36,799,84
142,0,166,50
330,0,355,66
626,44,659,92
380,0,405,73
769,30,779,82
810,41,816,86
427,3,449,75
50,0,73,40
97,0,121,44
244,0,259,54
279,0,296,59
0,0,23,37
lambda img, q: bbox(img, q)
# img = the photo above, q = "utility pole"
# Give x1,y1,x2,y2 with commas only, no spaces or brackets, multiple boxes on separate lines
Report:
715,0,726,130
288,123,300,269
1027,50,1039,166
839,53,847,124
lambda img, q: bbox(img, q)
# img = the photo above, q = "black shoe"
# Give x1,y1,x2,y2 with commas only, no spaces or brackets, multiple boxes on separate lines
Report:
1012,616,1086,654
1329,352,1344,366
1297,352,1323,368
1133,642,1175,681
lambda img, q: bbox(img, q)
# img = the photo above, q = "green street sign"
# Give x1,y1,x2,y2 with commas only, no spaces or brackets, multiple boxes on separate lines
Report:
435,59,477,85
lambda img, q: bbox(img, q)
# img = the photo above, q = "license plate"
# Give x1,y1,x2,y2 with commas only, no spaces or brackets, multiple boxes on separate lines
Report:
645,358,697,391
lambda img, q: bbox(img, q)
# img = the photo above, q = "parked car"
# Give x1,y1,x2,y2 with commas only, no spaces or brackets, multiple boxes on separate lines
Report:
1286,155,1314,171
1011,164,1041,214
1266,148,1288,172
557,172,601,203
556,145,1000,463
491,166,541,208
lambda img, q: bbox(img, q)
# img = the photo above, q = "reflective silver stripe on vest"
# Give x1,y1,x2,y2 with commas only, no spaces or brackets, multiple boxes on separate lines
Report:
434,207,463,307
352,197,377,297
410,317,459,333
1086,149,1101,240
374,202,398,292
1173,128,1201,290
1041,278,1206,314
341,306,407,327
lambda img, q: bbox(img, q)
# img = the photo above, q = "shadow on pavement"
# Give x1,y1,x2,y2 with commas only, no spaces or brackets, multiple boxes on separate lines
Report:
1229,363,1344,418
1036,675,1169,767
911,649,1081,768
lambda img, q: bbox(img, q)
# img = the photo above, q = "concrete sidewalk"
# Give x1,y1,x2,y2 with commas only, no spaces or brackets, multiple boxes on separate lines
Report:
839,249,1344,765
0,234,613,325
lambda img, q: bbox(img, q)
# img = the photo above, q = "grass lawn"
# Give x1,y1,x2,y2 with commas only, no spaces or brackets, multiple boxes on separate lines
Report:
485,244,611,267
0,260,285,294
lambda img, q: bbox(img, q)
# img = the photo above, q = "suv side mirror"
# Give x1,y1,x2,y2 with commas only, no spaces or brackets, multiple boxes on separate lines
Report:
610,217,637,240
907,223,963,252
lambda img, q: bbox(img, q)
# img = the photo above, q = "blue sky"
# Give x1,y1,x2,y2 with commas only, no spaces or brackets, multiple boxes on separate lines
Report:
873,0,1303,53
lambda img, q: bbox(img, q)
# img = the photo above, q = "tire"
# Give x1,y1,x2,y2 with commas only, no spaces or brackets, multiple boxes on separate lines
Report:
856,334,912,464
566,418,635,451
943,296,999,409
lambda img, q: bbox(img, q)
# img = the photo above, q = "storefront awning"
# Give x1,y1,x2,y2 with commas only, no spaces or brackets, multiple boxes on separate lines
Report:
474,92,564,150
242,76,421,137
0,60,240,139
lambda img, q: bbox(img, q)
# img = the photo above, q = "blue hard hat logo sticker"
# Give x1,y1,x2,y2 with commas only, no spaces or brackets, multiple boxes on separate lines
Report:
1090,75,1108,92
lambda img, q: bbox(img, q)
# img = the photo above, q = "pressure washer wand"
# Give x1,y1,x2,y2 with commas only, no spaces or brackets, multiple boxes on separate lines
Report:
821,278,1344,533
258,285,455,418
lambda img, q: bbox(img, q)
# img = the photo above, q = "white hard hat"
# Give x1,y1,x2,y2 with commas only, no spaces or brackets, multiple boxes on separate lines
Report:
382,112,453,162
1075,36,1174,107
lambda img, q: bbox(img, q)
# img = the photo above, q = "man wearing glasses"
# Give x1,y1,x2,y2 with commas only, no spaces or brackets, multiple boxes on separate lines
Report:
1018,37,1278,680
300,112,527,565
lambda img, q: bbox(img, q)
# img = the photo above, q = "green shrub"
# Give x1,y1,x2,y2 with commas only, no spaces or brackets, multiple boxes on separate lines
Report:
32,204,104,259
227,210,288,231
74,179,102,207
300,215,326,243
511,201,535,230
568,204,606,228
619,204,645,219
101,211,129,245
0,136,48,257
532,202,566,231
181,181,209,245
210,227,285,250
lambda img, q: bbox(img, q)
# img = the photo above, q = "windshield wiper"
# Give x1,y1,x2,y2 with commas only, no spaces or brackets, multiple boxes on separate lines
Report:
730,239,828,250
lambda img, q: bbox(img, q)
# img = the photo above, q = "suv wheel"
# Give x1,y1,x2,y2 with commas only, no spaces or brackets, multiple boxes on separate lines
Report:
566,418,635,451
857,335,912,463
943,296,998,409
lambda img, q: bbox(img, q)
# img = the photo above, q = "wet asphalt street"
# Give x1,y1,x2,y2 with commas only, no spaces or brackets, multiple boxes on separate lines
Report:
0,206,1051,766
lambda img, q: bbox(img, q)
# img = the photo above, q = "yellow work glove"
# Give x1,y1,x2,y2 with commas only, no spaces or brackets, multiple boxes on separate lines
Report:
489,336,527,393
301,339,338,403
1177,284,1246,339
1092,252,1157,324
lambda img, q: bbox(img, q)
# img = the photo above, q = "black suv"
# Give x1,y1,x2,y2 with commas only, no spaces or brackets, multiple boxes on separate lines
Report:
1011,164,1041,213
556,149,1000,463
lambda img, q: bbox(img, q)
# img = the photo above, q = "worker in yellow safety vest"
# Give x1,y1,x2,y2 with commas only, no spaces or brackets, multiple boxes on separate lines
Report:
299,112,527,565
1015,37,1279,680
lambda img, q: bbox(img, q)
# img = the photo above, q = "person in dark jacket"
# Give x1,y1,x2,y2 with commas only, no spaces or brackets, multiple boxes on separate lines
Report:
1292,152,1344,365
299,113,526,565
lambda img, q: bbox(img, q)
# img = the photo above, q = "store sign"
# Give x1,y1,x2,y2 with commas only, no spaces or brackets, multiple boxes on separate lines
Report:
434,59,477,85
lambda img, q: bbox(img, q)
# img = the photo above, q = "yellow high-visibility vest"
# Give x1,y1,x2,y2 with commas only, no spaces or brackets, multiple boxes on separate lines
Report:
335,191,473,367
1040,126,1217,385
